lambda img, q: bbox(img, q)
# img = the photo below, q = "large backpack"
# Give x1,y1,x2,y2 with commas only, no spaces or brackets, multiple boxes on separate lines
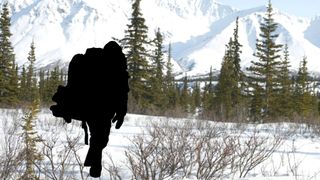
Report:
50,42,129,144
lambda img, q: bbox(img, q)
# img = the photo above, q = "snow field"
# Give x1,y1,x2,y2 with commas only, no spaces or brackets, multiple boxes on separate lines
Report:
2,109,320,179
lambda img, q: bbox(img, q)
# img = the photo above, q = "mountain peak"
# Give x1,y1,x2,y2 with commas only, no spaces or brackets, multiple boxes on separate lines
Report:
3,0,320,75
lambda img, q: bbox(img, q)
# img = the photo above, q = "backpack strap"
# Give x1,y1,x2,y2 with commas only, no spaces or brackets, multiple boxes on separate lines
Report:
81,120,89,145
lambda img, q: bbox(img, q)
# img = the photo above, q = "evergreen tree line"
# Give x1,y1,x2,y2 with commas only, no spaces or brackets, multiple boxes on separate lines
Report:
118,0,221,116
18,41,67,105
0,3,66,107
200,1,319,122
1,1,319,122
118,0,194,116
120,0,320,122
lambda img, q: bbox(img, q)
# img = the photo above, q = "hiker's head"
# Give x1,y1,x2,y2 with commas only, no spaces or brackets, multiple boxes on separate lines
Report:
104,41,122,52
103,41,127,69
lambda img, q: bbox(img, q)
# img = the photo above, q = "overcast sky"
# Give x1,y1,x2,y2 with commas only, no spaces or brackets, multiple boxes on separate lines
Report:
217,0,320,18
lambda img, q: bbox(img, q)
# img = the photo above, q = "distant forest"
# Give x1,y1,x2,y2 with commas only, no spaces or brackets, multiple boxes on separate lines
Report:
0,1,319,123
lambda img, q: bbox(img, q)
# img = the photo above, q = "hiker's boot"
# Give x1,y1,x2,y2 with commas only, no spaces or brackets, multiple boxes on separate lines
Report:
84,148,102,166
90,164,102,178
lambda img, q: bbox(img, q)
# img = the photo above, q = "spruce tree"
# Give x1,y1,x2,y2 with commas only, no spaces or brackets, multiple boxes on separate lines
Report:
231,17,245,108
180,74,190,113
10,61,19,105
249,82,264,122
121,0,151,111
215,39,234,120
294,56,317,118
164,43,179,110
26,41,38,102
191,81,201,113
165,43,173,86
275,44,293,118
149,28,166,112
50,66,63,97
21,99,42,180
43,70,51,103
231,17,243,83
215,17,244,121
0,3,17,106
247,1,282,121
202,66,215,118
19,65,27,101
152,28,165,82
38,69,45,104
42,66,63,104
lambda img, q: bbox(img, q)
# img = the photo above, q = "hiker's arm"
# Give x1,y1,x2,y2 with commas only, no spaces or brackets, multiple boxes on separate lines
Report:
112,94,127,129
113,71,129,129
117,71,129,114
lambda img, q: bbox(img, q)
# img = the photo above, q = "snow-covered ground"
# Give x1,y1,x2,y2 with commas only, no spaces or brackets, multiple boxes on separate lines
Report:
1,108,320,179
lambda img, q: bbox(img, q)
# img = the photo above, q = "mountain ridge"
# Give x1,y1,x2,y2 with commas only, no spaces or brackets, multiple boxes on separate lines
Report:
3,0,320,75
172,6,320,75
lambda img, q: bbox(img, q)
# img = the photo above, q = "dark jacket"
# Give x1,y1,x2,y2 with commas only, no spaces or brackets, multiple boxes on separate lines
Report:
51,42,129,121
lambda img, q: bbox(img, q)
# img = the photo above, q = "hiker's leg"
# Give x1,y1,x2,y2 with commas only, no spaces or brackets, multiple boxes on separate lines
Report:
84,118,112,166
85,117,113,177
88,119,112,148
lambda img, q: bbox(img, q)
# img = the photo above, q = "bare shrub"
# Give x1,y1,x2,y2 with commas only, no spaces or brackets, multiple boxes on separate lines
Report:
285,140,303,178
125,120,195,180
103,153,123,180
194,126,237,179
125,120,285,179
0,110,24,180
66,131,86,180
37,119,86,180
232,125,284,178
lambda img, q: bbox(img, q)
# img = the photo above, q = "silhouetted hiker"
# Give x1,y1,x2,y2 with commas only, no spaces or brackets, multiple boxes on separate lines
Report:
50,41,129,178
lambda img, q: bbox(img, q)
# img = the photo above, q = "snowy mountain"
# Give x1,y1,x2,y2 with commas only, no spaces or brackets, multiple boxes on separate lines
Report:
305,16,320,48
6,0,233,69
4,0,320,75
171,6,320,75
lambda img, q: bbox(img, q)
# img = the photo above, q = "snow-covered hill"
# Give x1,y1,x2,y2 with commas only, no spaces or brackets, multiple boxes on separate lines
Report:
4,0,320,75
7,0,233,68
172,7,320,75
